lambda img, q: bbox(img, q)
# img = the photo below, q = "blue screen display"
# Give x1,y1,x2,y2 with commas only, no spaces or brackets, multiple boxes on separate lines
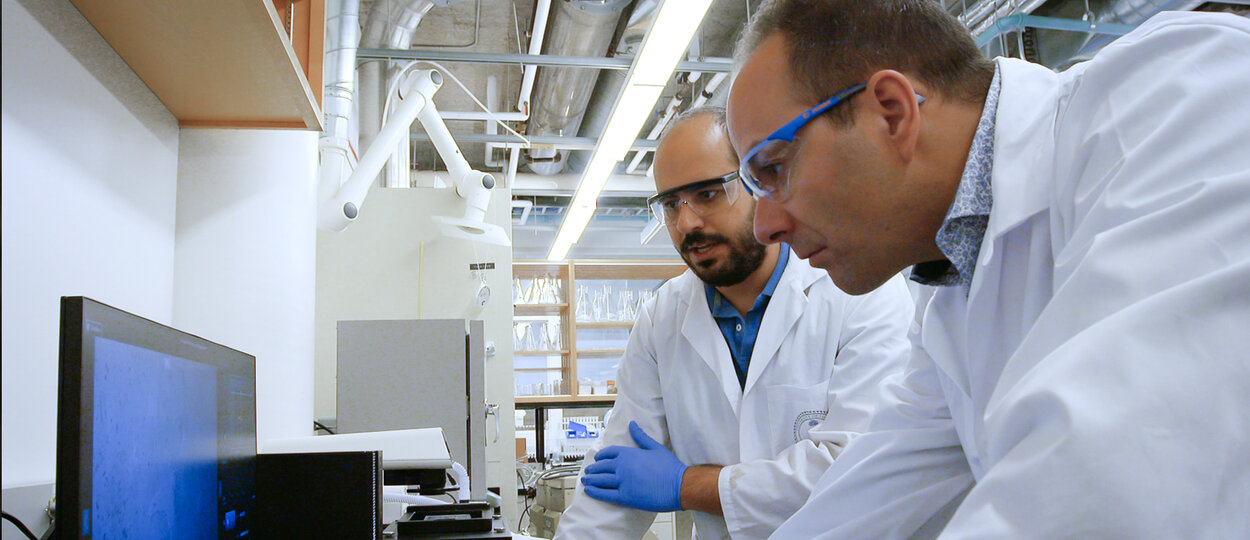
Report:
90,337,219,539
58,297,256,539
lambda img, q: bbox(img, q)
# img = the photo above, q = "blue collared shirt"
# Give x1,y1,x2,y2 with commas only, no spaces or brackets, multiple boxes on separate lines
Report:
911,66,1000,291
704,244,790,389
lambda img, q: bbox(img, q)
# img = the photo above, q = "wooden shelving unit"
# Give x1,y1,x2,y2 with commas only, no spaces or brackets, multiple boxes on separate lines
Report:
513,260,686,405
69,0,324,129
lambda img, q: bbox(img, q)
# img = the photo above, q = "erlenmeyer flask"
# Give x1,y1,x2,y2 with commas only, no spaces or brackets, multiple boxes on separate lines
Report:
513,322,527,351
539,273,559,304
544,321,561,351
619,290,635,321
523,322,539,351
575,285,592,322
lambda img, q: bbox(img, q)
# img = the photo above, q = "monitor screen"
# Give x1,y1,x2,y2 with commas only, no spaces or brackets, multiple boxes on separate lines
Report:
56,297,256,539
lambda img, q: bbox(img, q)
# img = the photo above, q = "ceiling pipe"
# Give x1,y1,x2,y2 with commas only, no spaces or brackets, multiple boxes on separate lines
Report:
624,70,726,176
525,0,631,175
411,132,659,151
517,0,553,117
974,14,1136,47
359,0,434,158
484,75,504,168
567,0,660,178
359,0,472,188
356,49,734,71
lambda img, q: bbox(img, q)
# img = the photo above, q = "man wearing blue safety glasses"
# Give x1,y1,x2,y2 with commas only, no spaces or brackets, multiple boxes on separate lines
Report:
727,0,1250,538
555,107,913,540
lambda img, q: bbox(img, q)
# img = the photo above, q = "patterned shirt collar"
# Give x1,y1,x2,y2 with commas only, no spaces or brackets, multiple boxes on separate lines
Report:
911,66,1000,290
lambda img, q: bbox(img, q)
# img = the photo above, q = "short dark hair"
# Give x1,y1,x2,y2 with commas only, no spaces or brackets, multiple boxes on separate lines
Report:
734,0,994,125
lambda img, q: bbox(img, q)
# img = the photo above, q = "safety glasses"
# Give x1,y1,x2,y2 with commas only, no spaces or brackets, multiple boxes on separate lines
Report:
647,171,742,224
737,83,867,201
738,84,925,201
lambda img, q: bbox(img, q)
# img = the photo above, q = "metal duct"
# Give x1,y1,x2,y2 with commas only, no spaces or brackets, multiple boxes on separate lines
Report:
525,0,631,175
317,0,362,226
323,0,361,145
571,0,657,172
359,0,435,153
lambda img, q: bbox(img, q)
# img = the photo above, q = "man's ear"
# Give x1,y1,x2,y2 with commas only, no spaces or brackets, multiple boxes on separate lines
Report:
864,70,922,163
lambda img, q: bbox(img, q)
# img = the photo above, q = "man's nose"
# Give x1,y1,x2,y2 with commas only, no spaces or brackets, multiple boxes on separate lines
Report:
753,198,792,245
674,202,704,233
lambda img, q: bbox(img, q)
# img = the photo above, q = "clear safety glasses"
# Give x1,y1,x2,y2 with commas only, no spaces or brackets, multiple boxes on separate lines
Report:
647,172,742,224
737,83,925,201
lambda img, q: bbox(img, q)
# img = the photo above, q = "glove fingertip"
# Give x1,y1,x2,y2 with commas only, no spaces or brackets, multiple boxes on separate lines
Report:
583,485,616,503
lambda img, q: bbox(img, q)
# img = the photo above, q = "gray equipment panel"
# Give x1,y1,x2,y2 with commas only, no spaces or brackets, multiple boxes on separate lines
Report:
337,319,486,500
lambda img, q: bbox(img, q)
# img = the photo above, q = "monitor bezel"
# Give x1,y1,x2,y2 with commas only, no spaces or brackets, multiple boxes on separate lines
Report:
55,296,257,539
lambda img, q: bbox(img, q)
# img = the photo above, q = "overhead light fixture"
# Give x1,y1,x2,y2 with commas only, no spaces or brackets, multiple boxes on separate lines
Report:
546,0,716,261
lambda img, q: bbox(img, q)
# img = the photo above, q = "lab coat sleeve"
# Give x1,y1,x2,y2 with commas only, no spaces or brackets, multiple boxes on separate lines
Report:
719,275,918,538
937,15,1250,538
766,285,976,540
554,299,668,540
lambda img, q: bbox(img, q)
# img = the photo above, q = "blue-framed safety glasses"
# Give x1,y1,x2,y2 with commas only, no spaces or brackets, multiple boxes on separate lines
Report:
738,83,925,201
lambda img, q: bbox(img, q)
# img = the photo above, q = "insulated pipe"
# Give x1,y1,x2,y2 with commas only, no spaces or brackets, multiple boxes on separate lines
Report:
526,0,630,175
323,0,361,143
317,0,361,219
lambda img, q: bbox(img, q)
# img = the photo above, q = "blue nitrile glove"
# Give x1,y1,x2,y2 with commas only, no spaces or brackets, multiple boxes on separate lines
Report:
580,421,688,512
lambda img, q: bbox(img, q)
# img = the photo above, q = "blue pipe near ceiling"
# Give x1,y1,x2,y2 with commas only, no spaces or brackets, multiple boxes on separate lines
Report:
975,14,1137,48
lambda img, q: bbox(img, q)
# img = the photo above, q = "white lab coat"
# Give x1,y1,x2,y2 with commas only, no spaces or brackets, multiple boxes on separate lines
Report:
770,12,1250,539
555,250,913,540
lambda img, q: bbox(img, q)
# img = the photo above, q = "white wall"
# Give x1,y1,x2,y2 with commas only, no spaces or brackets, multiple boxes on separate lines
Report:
1,0,180,487
315,185,518,522
1,0,319,490
174,129,318,443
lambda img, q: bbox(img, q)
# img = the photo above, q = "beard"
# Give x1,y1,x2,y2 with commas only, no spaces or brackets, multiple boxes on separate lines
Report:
679,219,768,287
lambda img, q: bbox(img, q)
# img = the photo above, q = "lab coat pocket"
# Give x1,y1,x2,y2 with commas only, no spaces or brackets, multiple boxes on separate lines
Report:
765,379,831,445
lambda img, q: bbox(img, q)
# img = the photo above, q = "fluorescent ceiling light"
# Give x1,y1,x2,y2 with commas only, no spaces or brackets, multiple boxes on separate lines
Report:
547,0,715,261
548,203,597,262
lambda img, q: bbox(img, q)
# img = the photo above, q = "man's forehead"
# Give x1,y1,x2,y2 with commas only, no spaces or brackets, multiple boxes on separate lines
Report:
727,35,796,149
653,116,736,190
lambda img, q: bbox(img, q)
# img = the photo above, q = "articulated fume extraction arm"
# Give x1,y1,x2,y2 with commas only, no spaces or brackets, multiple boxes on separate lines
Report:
319,69,510,246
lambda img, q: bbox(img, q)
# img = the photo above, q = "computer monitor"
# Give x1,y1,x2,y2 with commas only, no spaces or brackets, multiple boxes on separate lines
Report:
56,297,257,539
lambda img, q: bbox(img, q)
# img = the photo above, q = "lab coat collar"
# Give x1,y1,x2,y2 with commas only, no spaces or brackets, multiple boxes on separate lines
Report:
977,58,1059,267
741,249,822,396
679,271,744,415
677,250,822,414
932,58,1061,400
